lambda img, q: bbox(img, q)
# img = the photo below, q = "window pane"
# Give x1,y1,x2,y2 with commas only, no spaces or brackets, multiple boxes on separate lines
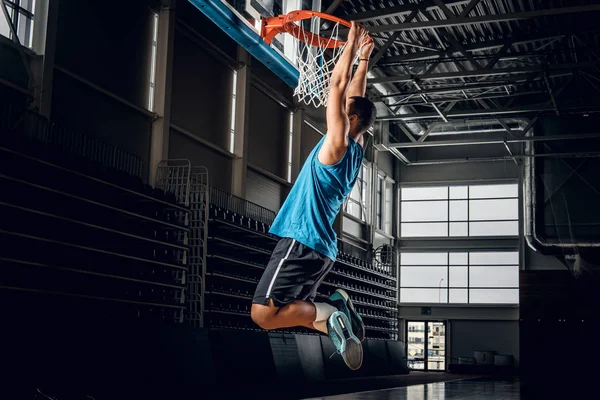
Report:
469,221,518,236
384,182,394,235
449,186,468,199
401,252,447,266
469,184,518,199
469,289,519,304
401,288,447,303
21,0,36,13
450,200,467,221
449,222,468,237
470,252,519,265
401,266,447,287
449,289,468,303
0,7,12,38
401,187,448,200
349,184,360,201
17,13,33,48
449,252,468,265
449,266,467,287
401,201,447,222
469,199,518,221
346,201,362,220
401,223,448,237
470,266,519,288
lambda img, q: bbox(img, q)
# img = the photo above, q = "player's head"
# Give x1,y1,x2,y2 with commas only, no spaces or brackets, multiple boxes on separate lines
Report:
346,96,376,135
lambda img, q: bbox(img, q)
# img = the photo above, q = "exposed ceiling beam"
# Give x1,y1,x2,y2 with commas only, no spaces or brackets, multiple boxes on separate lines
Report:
345,0,472,22
374,79,545,99
368,61,600,84
388,90,547,107
324,0,345,14
387,132,600,149
458,0,482,17
364,5,600,34
380,33,565,64
378,103,600,121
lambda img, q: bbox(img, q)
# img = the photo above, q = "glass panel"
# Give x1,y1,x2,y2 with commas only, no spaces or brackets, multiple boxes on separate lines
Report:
21,0,36,13
407,322,426,370
349,183,360,201
401,186,448,200
449,222,468,237
469,221,518,236
449,252,468,265
449,289,468,303
345,201,361,220
427,322,446,371
0,6,12,38
401,266,447,287
449,200,467,221
401,201,448,222
401,288,447,303
469,289,519,304
401,222,448,237
449,266,468,287
470,266,519,288
449,185,468,199
384,181,394,235
17,13,33,48
470,251,519,265
469,198,518,221
401,252,448,266
469,183,518,199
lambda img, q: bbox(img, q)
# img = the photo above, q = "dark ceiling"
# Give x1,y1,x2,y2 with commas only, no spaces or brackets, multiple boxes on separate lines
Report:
324,0,600,162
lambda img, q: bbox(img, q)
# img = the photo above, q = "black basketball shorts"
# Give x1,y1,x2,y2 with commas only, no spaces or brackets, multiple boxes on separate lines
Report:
252,238,334,308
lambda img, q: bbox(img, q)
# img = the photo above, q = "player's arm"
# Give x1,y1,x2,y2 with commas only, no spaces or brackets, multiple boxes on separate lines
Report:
346,37,374,98
318,22,365,165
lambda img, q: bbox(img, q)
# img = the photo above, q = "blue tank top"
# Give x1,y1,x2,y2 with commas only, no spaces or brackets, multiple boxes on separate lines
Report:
269,135,364,261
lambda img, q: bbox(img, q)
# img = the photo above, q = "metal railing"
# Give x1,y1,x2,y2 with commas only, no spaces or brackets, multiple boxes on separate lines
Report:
0,103,143,178
209,186,276,225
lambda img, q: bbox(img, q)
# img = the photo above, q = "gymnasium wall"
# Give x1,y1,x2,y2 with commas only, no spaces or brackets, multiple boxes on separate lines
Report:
49,0,156,178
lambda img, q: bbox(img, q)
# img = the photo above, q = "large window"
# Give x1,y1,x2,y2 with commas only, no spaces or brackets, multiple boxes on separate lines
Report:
0,1,35,48
400,251,519,304
400,184,518,238
376,173,395,235
344,164,369,222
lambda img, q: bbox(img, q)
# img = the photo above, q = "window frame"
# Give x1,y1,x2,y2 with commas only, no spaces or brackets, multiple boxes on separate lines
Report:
399,250,520,305
1,0,35,48
343,162,370,223
398,182,519,239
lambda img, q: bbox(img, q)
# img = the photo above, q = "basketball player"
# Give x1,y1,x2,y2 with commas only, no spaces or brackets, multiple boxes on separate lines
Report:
251,21,376,371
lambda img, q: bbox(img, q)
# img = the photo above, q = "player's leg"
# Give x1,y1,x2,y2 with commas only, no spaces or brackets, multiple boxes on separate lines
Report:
251,238,338,331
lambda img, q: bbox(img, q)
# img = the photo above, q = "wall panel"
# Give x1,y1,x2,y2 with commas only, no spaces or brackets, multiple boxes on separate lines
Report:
248,84,288,179
55,0,154,107
171,29,232,150
169,129,232,192
51,71,153,178
246,168,282,212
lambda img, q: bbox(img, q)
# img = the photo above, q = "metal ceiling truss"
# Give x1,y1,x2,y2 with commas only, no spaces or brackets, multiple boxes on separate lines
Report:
339,0,600,164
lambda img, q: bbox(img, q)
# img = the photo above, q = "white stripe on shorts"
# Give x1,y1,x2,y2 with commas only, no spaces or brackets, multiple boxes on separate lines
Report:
265,239,296,299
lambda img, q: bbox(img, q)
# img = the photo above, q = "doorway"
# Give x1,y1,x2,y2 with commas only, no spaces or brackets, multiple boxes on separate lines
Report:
406,321,447,371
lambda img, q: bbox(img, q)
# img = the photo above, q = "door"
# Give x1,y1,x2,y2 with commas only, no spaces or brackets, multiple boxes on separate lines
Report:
406,321,447,371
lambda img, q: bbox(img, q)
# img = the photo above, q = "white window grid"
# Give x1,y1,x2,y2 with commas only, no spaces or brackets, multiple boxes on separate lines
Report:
0,0,35,48
399,183,519,238
344,163,370,223
399,251,520,305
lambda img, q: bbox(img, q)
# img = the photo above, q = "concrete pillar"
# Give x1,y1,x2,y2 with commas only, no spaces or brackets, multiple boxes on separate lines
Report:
150,0,176,185
289,107,303,182
231,47,251,197
30,0,58,118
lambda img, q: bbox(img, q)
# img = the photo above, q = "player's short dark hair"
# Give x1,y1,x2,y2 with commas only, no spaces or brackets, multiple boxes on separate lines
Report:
348,96,377,133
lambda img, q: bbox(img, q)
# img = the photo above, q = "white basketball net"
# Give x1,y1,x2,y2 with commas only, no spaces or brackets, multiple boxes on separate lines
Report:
293,16,361,108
